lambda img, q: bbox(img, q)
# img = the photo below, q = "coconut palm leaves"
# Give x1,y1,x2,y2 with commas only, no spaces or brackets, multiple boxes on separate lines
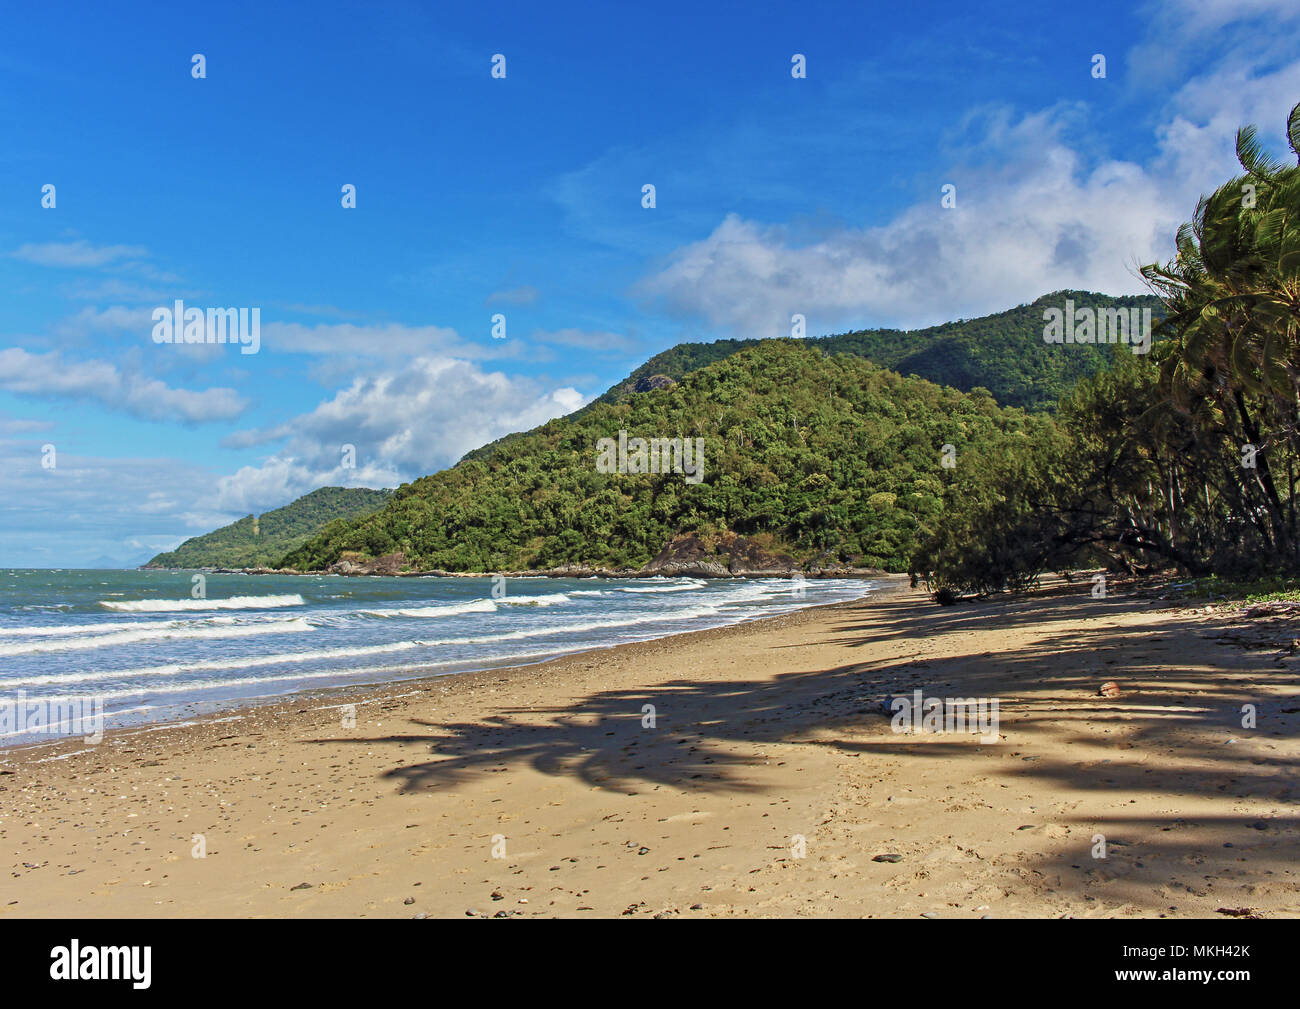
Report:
1138,101,1300,565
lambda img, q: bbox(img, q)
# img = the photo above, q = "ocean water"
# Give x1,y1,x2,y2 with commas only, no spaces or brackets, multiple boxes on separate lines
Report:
0,569,877,745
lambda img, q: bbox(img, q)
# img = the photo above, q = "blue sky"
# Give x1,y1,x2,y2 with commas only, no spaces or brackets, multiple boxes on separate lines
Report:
3,0,1300,566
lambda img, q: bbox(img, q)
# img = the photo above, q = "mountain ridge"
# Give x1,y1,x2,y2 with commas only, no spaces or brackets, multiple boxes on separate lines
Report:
154,291,1153,573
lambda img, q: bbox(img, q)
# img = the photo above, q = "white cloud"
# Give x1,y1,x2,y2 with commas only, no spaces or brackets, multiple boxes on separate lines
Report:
0,439,229,567
0,347,247,423
11,240,148,268
54,304,154,336
260,320,494,361
214,356,588,513
638,12,1300,334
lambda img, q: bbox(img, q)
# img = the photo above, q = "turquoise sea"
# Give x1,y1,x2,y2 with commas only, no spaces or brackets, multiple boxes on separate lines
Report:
0,569,877,745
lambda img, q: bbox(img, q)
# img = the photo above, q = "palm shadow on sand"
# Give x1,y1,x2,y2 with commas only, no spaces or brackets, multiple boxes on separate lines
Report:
307,590,1300,912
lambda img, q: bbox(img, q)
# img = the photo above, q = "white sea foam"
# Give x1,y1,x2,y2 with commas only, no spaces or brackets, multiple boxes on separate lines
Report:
0,614,261,638
360,599,497,619
619,580,706,594
99,594,306,612
2,605,725,689
0,577,879,732
1,638,430,689
0,617,312,657
0,619,167,637
498,592,570,606
2,649,568,705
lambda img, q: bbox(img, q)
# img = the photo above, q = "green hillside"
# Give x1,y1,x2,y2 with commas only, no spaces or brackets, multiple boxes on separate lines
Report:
146,486,393,569
600,290,1162,413
459,290,1160,471
282,341,1042,574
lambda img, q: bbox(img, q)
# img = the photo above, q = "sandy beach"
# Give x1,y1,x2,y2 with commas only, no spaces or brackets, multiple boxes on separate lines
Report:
3,577,1298,919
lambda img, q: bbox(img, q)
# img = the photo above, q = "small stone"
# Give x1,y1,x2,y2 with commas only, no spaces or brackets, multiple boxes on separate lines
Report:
1251,821,1269,830
1098,681,1121,698
290,882,312,891
466,908,479,917
412,913,428,919
493,910,509,918
638,847,650,855
872,853,903,863
404,897,415,905
491,891,504,901
690,903,703,910
921,912,939,918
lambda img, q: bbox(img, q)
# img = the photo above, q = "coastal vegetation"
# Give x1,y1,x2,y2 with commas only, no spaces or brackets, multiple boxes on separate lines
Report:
598,291,1161,412
171,106,1300,596
282,343,1034,573
145,486,392,569
919,102,1300,593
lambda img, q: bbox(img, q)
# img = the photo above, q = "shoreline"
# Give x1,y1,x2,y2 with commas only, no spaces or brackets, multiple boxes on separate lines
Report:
0,577,908,760
137,565,893,579
4,575,1298,919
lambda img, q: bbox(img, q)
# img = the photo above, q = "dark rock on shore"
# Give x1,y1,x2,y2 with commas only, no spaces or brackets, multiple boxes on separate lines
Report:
188,535,887,580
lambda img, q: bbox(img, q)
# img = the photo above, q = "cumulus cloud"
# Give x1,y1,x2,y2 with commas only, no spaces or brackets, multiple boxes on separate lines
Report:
638,138,1175,334
213,355,587,513
0,347,247,423
638,13,1300,334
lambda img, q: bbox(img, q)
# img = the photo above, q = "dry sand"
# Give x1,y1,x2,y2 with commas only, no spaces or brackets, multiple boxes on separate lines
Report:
2,577,1298,919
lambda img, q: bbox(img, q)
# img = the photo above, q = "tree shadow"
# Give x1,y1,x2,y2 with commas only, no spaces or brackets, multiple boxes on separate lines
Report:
306,588,1300,913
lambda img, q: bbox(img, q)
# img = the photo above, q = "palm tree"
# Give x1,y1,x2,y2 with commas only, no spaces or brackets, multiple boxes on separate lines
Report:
1141,101,1300,565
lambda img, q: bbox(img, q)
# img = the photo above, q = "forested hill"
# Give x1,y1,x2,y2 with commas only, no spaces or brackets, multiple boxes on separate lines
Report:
145,486,393,569
599,290,1162,413
281,340,1044,574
